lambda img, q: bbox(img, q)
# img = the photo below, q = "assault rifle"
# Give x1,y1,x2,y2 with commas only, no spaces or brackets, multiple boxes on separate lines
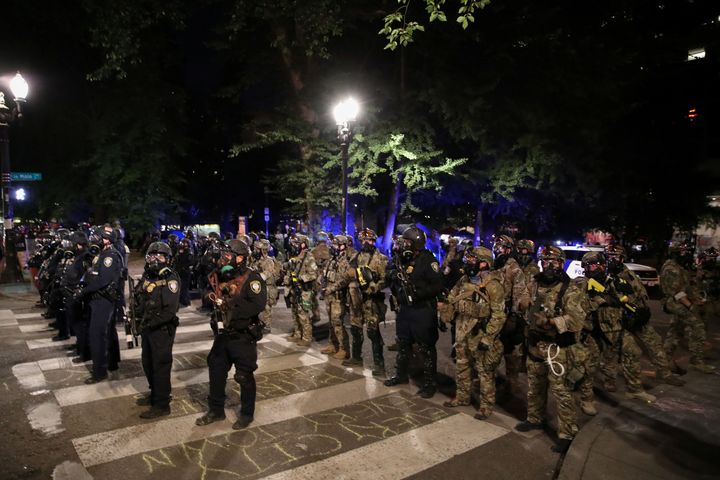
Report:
125,276,139,348
207,271,226,333
390,253,414,306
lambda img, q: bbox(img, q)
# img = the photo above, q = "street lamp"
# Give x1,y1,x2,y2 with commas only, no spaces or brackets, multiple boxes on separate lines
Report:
333,97,359,234
0,72,28,283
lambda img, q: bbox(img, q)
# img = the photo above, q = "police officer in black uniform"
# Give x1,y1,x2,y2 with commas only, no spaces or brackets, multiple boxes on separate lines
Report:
80,225,123,384
384,226,445,398
196,239,267,430
134,242,180,418
61,232,91,359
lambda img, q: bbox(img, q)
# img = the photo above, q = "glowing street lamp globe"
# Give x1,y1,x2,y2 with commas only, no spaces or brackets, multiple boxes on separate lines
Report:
333,97,359,126
9,73,28,101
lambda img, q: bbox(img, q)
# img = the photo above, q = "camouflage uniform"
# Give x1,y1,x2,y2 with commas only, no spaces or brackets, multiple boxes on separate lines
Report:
521,247,587,442
311,239,331,323
577,274,651,408
696,249,720,327
283,244,318,345
251,240,281,330
347,242,389,374
602,265,680,385
442,266,506,418
497,257,531,384
322,238,356,360
661,257,713,371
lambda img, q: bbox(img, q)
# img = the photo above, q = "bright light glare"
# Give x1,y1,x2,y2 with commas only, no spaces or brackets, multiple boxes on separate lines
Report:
15,188,26,201
9,73,28,100
687,48,705,61
333,97,359,125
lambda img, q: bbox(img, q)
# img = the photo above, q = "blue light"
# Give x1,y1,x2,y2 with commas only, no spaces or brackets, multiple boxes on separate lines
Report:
15,188,26,201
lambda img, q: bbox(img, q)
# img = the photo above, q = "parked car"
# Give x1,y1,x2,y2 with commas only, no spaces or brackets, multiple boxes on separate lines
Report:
549,245,660,288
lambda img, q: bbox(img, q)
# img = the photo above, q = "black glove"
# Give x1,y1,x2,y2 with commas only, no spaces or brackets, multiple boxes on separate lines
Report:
437,319,447,333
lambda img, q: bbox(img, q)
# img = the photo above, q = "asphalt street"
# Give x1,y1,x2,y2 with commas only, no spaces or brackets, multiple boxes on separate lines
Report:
0,262,717,480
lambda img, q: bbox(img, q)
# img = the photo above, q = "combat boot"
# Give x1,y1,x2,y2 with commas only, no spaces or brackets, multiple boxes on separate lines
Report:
232,415,254,430
370,337,385,377
195,410,226,426
296,339,311,347
602,380,617,393
515,420,544,432
580,401,597,416
625,390,656,403
320,344,336,355
443,398,470,408
333,348,348,360
474,407,492,420
139,407,171,419
657,372,685,386
552,438,573,453
689,362,716,374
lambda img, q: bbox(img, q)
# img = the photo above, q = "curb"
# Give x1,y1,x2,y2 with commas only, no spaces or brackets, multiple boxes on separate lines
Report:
557,415,610,480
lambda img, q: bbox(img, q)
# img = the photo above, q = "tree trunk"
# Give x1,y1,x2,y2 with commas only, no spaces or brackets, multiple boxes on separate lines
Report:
382,173,404,253
474,205,483,247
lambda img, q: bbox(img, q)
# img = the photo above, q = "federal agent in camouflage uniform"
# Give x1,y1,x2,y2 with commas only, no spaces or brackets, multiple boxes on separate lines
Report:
601,245,684,387
697,247,720,327
283,234,318,347
344,229,389,376
516,245,587,453
133,242,180,419
311,232,331,324
578,251,656,418
440,247,506,419
493,235,531,391
661,241,715,373
321,235,355,360
516,239,540,282
251,239,281,333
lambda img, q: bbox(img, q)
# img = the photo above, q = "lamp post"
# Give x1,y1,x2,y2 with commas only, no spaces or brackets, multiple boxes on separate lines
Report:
333,97,359,234
0,72,28,283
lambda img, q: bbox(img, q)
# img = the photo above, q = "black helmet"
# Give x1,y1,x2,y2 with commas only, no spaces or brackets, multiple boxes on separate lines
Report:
147,242,172,257
69,231,88,246
167,233,179,243
99,225,117,243
226,239,250,256
401,226,426,251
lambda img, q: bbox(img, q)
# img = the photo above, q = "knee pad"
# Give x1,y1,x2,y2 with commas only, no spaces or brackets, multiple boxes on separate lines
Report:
233,371,254,387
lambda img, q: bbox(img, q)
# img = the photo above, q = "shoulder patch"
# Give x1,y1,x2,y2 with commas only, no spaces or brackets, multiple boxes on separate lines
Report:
168,280,179,294
431,261,440,273
103,256,113,268
250,280,262,294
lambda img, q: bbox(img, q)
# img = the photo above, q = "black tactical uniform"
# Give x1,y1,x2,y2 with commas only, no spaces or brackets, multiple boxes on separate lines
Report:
385,227,444,398
134,242,180,418
197,240,267,430
81,226,123,384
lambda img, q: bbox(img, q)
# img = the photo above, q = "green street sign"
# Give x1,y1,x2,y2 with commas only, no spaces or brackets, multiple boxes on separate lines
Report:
10,172,42,181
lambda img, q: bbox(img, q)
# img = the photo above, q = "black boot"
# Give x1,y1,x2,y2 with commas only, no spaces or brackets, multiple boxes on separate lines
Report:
416,343,437,399
342,326,364,367
369,329,385,376
384,339,410,386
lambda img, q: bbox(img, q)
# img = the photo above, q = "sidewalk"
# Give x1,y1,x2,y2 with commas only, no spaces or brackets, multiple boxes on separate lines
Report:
559,364,720,480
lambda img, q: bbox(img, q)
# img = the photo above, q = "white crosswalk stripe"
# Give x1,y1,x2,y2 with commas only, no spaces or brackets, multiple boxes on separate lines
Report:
8,305,509,479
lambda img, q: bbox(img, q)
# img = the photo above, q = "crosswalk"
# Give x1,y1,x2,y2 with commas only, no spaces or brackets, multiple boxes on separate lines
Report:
7,304,511,479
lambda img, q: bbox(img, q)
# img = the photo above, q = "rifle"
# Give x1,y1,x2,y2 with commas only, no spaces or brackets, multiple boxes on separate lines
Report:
125,276,139,348
587,277,638,315
390,253,415,307
207,271,226,333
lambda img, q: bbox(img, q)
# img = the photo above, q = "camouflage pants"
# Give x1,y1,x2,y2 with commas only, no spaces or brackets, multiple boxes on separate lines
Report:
260,303,273,329
455,333,503,412
598,331,643,393
350,298,381,337
663,302,707,363
291,290,314,341
526,342,579,440
325,295,348,350
605,323,672,380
